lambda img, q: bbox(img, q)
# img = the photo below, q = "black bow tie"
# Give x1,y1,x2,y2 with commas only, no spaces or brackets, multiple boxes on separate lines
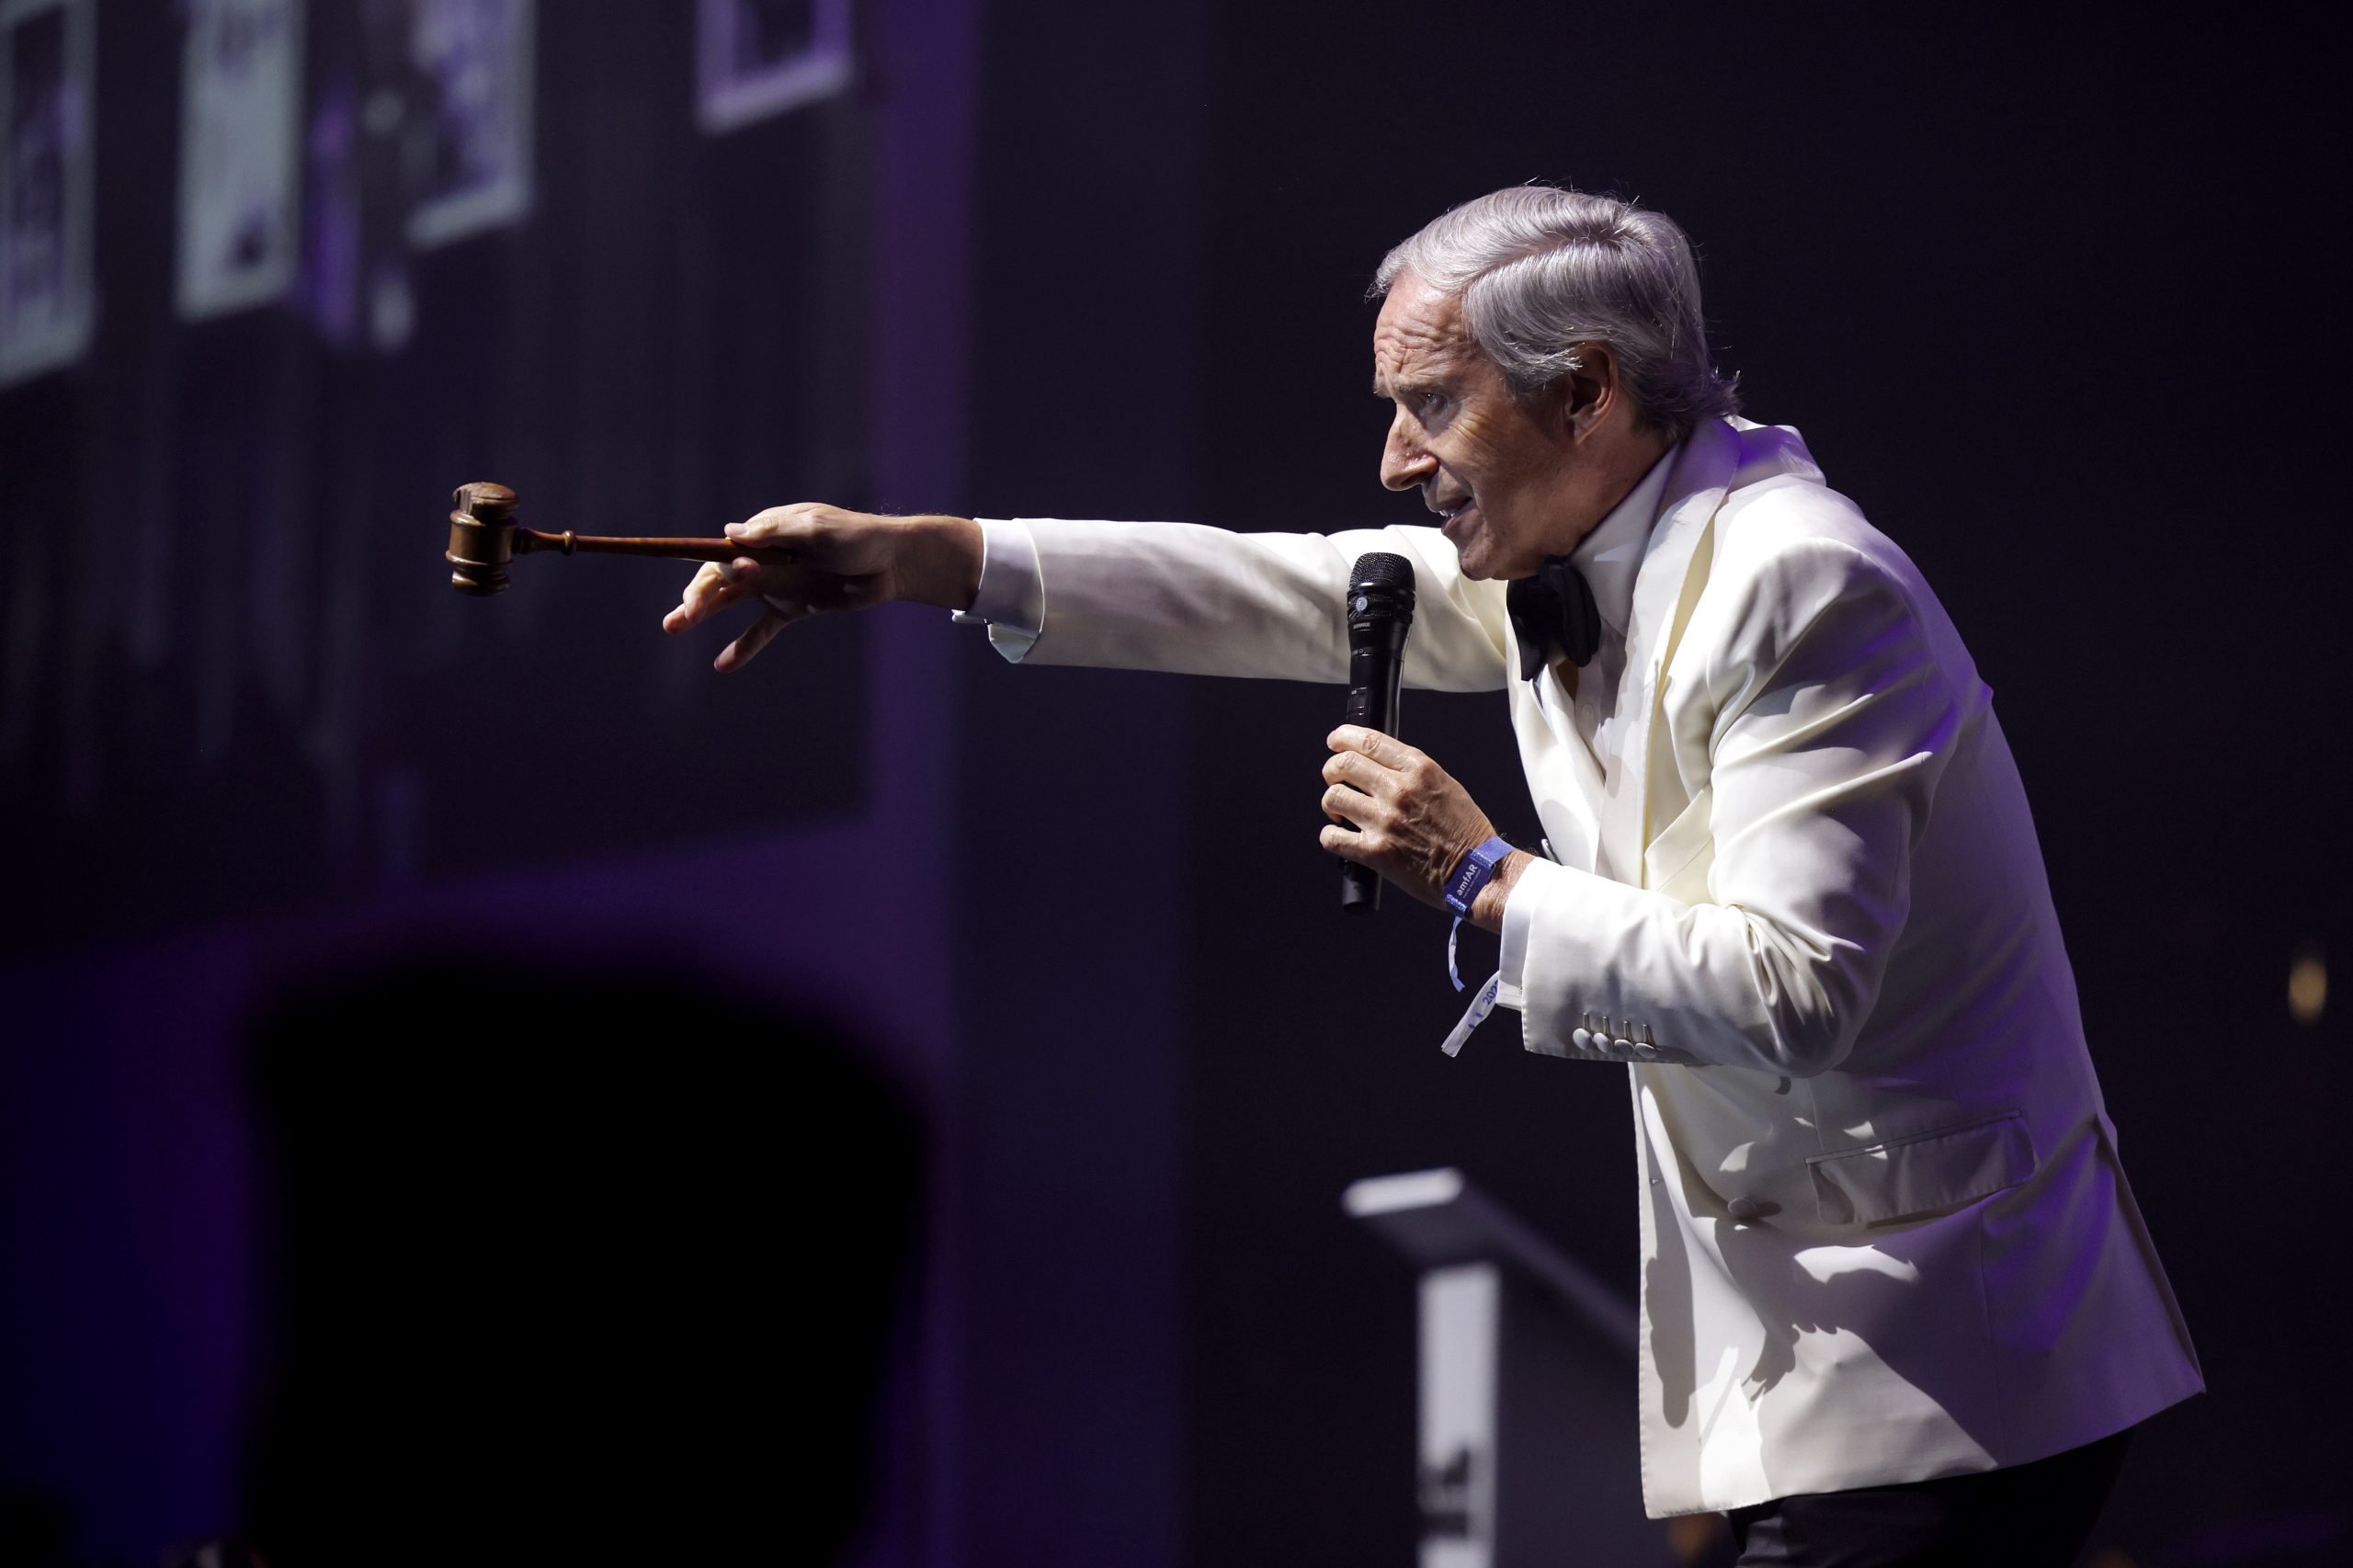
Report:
1506,556,1600,680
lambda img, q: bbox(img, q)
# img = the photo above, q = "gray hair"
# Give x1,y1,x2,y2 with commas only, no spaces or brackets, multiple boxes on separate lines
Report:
1371,186,1738,439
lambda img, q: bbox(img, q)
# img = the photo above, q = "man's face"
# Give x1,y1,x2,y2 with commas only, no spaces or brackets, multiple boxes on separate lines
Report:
1372,273,1583,580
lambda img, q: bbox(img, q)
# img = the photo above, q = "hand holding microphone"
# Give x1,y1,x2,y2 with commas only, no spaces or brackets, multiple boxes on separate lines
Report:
1321,551,1527,927
1320,725,1523,928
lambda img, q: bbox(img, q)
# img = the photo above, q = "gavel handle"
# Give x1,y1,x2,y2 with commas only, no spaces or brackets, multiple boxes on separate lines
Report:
511,528,791,565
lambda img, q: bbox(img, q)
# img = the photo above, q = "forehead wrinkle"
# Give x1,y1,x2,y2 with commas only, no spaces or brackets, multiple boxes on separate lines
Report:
1372,325,1473,399
1375,311,1474,381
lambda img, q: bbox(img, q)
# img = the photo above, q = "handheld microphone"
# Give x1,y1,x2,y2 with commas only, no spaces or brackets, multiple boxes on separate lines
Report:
1341,551,1416,912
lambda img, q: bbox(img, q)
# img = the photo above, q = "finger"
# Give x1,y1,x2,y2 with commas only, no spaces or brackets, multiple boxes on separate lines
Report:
1322,749,1397,797
1322,783,1383,829
688,558,786,626
1320,823,1379,861
715,607,790,673
665,562,733,632
1328,724,1414,767
724,502,823,551
690,560,761,613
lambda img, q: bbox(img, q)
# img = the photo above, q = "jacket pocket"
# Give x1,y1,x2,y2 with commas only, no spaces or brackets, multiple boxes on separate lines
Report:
1806,1110,2037,1226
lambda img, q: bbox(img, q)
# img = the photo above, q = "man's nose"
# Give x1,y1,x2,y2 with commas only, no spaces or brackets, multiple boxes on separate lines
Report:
1380,418,1435,493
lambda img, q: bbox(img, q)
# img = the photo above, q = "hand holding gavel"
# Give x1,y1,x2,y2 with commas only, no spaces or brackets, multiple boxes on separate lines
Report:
447,482,983,672
664,503,985,672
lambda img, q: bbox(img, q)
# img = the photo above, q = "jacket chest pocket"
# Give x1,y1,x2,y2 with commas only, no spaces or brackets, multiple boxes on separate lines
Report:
1807,1110,2037,1226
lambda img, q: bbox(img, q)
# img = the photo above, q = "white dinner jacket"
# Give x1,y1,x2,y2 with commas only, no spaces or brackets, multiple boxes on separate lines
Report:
981,415,2202,1517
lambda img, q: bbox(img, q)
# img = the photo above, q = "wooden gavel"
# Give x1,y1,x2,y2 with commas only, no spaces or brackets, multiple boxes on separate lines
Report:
445,481,790,595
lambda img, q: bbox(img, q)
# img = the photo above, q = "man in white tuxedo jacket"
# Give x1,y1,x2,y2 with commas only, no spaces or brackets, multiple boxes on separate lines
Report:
667,187,2201,1563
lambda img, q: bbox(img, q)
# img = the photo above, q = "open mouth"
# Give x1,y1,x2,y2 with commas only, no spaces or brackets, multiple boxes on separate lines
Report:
1436,498,1477,531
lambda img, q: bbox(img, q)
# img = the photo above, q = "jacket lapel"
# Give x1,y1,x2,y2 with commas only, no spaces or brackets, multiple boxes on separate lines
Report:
1624,419,1830,886
1513,672,1605,871
1624,420,1742,882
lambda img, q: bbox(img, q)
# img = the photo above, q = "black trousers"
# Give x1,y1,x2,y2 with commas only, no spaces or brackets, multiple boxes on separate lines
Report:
1724,1428,2133,1568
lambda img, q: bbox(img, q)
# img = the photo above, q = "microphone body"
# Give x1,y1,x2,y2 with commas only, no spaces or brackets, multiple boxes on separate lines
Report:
1341,552,1417,912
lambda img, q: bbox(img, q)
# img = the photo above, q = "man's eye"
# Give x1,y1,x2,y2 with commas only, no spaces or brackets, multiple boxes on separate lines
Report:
1419,391,1447,412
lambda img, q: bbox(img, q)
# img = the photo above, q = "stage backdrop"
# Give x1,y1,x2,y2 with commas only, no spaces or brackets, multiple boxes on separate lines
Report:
1,0,870,953
0,4,1044,1564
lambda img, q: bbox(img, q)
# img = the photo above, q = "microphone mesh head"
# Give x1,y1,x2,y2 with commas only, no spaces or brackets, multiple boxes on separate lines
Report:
1349,551,1415,593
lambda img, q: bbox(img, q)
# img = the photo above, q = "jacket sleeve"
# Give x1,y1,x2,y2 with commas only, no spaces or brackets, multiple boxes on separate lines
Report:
1511,534,1970,1078
1002,517,1513,692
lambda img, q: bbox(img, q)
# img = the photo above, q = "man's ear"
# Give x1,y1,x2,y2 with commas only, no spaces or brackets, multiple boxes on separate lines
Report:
1560,343,1617,441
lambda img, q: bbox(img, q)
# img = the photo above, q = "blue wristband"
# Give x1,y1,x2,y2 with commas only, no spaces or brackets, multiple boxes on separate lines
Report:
1442,835,1517,995
1443,835,1517,918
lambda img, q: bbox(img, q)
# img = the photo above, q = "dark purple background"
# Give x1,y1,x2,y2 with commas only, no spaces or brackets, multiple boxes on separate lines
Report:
4,2,2347,1564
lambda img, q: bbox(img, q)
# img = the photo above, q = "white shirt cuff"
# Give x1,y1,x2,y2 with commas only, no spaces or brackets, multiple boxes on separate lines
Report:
949,517,1044,662
1494,855,1563,1012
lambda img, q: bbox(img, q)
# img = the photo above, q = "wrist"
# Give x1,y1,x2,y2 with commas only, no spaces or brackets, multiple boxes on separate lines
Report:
904,515,983,610
1441,835,1516,926
1468,849,1530,934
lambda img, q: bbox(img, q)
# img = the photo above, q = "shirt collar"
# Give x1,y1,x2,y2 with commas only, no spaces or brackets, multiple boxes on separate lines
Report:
1566,442,1679,638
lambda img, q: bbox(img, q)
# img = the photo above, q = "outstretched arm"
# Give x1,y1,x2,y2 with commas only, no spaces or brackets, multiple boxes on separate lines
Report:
665,506,1514,691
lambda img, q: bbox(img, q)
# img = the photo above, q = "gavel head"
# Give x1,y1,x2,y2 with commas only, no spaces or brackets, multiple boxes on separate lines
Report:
447,482,518,595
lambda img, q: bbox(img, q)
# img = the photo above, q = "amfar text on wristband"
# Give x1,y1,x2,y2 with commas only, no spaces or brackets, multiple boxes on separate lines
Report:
1442,835,1517,918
